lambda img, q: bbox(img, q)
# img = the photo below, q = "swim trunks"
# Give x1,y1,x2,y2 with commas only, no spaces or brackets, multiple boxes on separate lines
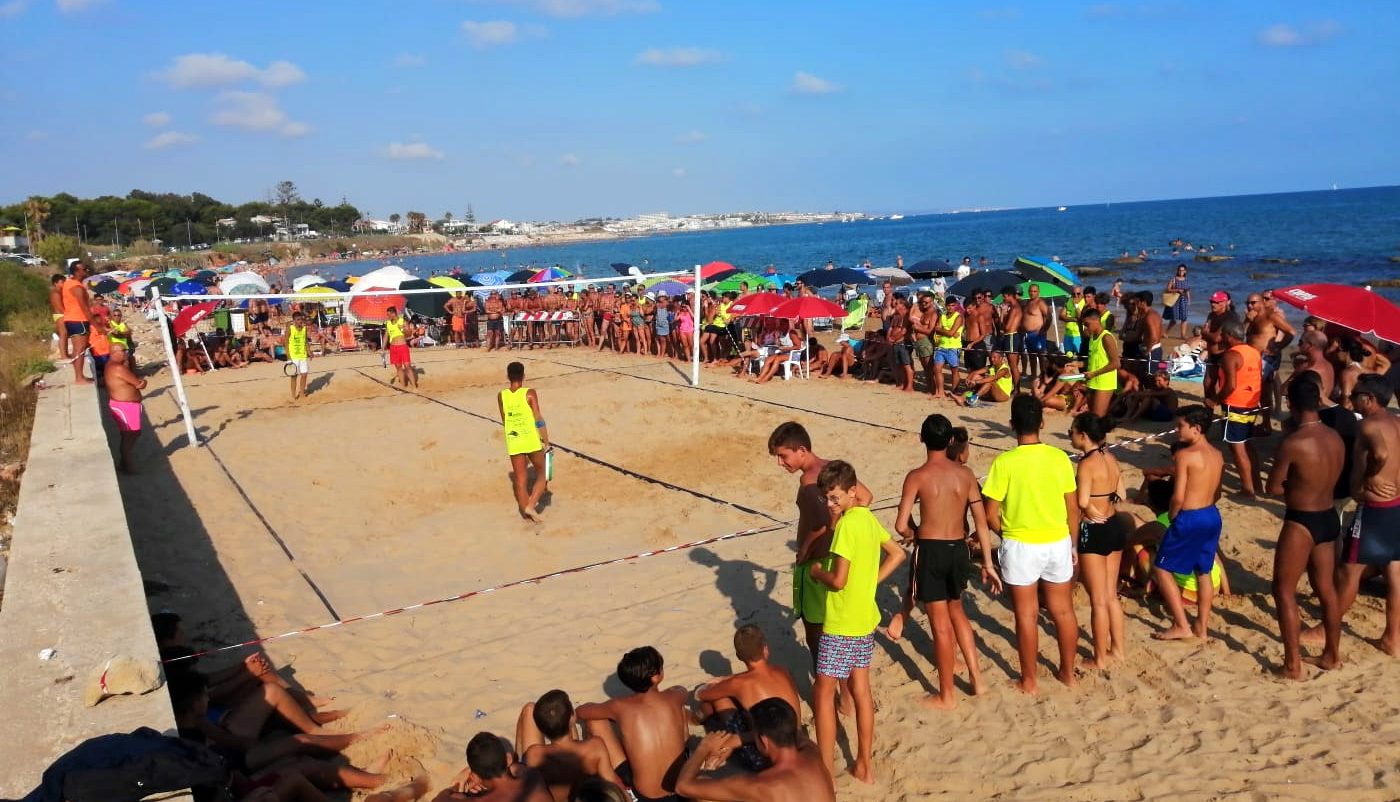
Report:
791,562,828,624
933,347,960,367
389,343,411,366
1024,332,1048,353
288,358,309,375
913,335,934,360
1222,404,1258,444
487,317,504,332
1155,505,1222,575
997,333,1020,354
1079,515,1128,556
1342,497,1400,565
614,762,687,802
108,399,142,433
998,536,1073,585
892,343,913,367
816,632,874,679
1283,507,1342,545
1062,334,1082,355
1261,350,1281,381
451,316,465,333
701,708,768,771
912,539,973,603
64,321,89,336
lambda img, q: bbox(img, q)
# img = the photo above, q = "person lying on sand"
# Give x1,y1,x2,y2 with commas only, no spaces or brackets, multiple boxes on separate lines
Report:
515,690,621,802
576,647,690,802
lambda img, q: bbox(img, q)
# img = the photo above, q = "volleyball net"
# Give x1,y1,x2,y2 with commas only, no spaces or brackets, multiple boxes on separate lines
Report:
151,265,706,447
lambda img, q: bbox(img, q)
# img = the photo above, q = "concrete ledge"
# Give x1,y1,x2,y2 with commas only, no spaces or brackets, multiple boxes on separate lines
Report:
0,375,175,795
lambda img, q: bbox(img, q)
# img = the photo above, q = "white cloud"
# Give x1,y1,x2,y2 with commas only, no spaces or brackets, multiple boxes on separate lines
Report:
144,131,198,150
1257,20,1342,48
559,152,580,166
792,71,841,95
387,141,445,160
0,1,27,19
1005,49,1044,70
463,20,522,48
483,0,658,17
393,53,427,68
674,129,707,144
209,91,309,136
56,0,102,12
155,53,308,89
634,46,724,67
671,167,686,178
142,111,171,128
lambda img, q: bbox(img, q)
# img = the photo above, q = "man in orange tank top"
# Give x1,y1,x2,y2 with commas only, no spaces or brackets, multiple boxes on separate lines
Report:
1215,319,1263,497
60,262,95,385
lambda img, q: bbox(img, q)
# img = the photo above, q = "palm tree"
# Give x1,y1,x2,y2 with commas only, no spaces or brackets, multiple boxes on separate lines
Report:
444,211,453,222
389,213,401,230
24,196,51,241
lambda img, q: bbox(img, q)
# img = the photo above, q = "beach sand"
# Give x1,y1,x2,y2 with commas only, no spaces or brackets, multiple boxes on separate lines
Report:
118,336,1400,799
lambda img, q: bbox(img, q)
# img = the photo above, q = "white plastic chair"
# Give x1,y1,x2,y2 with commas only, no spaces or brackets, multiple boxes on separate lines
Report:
780,349,808,380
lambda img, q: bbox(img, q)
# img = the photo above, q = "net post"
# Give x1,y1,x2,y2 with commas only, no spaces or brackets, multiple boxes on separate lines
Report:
691,264,702,387
153,288,201,447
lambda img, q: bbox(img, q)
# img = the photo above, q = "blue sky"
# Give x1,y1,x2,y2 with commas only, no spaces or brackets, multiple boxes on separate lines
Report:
2,0,1397,221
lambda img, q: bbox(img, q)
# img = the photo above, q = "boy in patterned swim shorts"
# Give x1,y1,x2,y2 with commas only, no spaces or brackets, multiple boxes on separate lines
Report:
808,460,906,784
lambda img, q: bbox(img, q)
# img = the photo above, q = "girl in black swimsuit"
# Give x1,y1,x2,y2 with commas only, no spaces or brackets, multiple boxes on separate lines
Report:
1070,411,1129,668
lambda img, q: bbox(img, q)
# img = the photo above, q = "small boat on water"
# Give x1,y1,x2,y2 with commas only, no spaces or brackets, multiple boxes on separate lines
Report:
1057,206,1067,212
889,214,905,220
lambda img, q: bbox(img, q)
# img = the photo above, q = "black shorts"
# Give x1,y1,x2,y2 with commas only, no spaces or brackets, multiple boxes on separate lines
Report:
63,321,89,336
1284,507,1341,545
487,318,504,332
997,333,1020,353
703,324,727,336
913,539,973,603
1079,515,1128,556
250,313,269,325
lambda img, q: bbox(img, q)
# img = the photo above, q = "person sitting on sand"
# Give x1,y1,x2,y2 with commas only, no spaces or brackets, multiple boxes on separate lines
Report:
693,625,803,772
516,690,621,802
1153,405,1226,641
576,647,690,802
1034,357,1088,415
1124,477,1230,604
954,348,1013,406
499,361,550,523
676,699,835,802
438,732,552,802
890,414,1001,711
1113,370,1177,422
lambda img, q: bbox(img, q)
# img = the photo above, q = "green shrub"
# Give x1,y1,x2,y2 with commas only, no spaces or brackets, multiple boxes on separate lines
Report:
0,262,50,332
35,234,82,268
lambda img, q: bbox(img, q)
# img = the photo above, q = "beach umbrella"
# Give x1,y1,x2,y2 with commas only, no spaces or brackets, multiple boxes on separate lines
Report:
529,266,572,283
709,272,773,293
505,269,537,284
947,269,1024,299
795,267,869,288
429,276,468,290
472,271,507,287
1272,283,1400,344
769,296,847,320
172,301,221,338
193,269,219,285
349,293,406,323
120,278,148,296
647,280,690,297
147,276,178,296
611,262,639,277
730,291,786,317
400,278,449,317
90,278,121,296
354,265,417,290
162,269,185,279
171,280,207,297
293,285,341,303
999,280,1071,301
292,274,329,292
678,261,740,284
219,271,271,296
323,280,353,292
866,267,914,286
906,259,955,278
1014,255,1077,288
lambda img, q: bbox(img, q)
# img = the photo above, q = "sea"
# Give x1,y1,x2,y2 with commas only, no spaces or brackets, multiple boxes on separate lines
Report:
313,186,1400,320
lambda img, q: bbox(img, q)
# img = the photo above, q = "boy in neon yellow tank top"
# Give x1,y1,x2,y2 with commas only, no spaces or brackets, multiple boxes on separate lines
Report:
499,361,550,523
283,311,312,400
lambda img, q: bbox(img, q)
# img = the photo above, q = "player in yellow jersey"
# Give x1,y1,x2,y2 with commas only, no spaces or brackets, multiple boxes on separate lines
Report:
499,361,551,523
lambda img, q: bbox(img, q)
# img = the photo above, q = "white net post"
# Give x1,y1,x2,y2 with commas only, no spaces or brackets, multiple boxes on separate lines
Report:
151,288,201,447
690,263,702,387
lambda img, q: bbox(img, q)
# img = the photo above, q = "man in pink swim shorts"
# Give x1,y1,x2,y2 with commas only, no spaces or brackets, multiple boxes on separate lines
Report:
103,345,146,473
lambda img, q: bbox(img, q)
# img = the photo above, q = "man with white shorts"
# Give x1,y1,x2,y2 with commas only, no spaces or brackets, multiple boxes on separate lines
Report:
283,310,312,400
982,394,1081,694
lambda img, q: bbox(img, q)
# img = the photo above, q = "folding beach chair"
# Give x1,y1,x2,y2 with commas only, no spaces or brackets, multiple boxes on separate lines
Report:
335,324,361,352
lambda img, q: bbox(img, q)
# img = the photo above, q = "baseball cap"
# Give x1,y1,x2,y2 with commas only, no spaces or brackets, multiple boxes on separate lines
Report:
1210,291,1230,303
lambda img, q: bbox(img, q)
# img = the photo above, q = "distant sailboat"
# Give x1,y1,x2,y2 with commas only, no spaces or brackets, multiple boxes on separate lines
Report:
1057,206,1067,212
889,214,905,220
1332,183,1339,191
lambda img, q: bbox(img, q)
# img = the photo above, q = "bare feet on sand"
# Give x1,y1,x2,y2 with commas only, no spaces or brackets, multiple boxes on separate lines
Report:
1056,669,1078,688
367,750,393,775
849,760,875,784
522,507,544,524
1302,654,1342,671
885,612,905,641
351,722,394,743
1299,625,1325,648
919,693,956,712
1153,625,1197,641
1012,678,1038,695
1369,636,1400,658
313,709,349,725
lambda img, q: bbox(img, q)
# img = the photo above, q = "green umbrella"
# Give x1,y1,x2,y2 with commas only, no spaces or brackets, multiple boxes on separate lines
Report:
994,280,1071,303
707,272,774,293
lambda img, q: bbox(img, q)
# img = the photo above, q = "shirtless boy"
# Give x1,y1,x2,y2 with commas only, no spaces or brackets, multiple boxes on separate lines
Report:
1334,374,1400,658
893,414,1002,710
437,733,552,802
694,625,802,771
1021,283,1050,381
996,285,1023,388
1153,405,1226,640
1266,377,1345,678
516,690,621,801
766,422,871,711
576,647,690,802
103,345,146,473
676,699,835,802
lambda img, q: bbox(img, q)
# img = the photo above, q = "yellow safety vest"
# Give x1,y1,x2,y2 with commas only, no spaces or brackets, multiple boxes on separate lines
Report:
108,321,130,349
936,311,963,349
714,301,733,327
1087,331,1117,391
287,324,309,360
385,318,406,343
500,386,542,456
1064,298,1086,337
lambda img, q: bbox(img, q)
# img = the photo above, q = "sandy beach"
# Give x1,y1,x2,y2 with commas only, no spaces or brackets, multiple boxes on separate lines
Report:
118,334,1400,800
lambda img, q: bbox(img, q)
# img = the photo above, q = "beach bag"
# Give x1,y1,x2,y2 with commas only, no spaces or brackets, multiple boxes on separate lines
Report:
20,727,230,802
1162,290,1181,307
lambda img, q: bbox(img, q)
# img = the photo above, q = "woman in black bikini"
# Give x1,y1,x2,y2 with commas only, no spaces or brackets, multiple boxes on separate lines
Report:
1070,412,1129,669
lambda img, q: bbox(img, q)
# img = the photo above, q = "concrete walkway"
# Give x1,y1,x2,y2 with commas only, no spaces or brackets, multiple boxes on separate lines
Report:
0,372,175,795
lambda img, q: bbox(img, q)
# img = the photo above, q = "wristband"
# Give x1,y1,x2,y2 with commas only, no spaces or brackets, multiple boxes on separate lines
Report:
535,420,545,428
